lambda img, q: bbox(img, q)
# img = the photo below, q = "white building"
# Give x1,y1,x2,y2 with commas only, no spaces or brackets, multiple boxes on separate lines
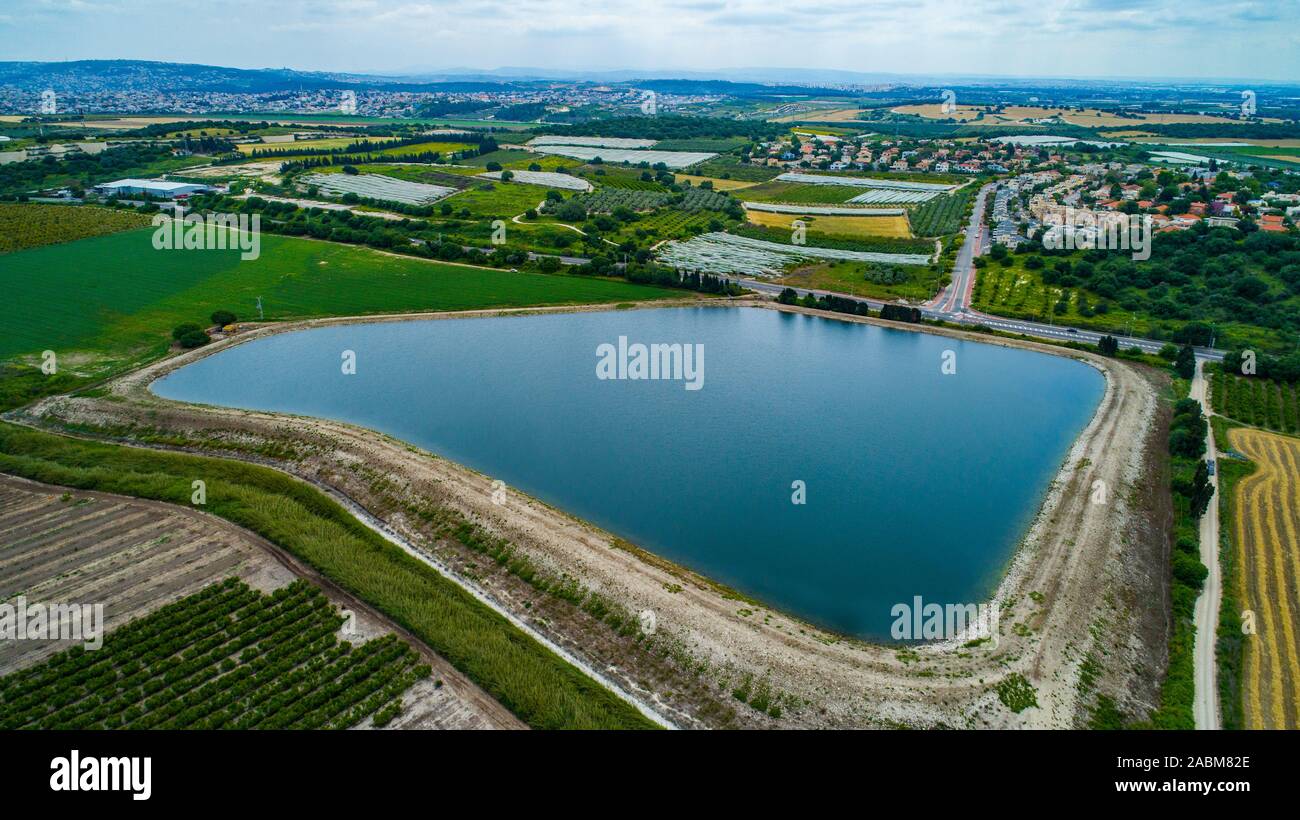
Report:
94,178,210,199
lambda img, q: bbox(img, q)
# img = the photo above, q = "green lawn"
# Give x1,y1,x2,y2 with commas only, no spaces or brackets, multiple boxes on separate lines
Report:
0,227,680,362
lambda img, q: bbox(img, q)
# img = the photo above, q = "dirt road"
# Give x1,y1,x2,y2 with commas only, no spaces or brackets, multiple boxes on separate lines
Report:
1190,359,1222,730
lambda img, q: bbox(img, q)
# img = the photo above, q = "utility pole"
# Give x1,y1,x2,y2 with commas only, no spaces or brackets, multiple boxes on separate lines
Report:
256,297,264,321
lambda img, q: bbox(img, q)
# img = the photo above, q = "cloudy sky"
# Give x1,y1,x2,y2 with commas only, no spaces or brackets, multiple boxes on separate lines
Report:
1,0,1297,82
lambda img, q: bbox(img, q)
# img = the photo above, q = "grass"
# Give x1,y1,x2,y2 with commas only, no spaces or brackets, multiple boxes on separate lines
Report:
0,203,151,253
776,259,940,302
440,181,557,218
736,182,863,205
0,422,657,730
0,579,427,730
0,227,680,363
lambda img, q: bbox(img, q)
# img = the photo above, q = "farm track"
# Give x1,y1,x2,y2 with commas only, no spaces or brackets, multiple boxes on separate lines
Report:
9,298,1170,729
1230,428,1300,729
0,474,524,729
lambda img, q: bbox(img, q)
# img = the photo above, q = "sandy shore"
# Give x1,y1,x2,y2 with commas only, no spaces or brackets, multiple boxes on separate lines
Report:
13,298,1171,728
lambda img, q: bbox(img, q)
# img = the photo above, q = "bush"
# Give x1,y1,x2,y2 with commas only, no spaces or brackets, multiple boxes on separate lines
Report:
178,330,210,349
172,323,202,341
210,310,237,327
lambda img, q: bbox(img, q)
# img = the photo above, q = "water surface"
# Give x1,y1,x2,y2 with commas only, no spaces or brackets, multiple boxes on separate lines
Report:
155,306,1104,638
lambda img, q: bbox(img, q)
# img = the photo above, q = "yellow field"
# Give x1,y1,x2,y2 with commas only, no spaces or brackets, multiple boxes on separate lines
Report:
60,117,192,129
893,104,1263,127
1260,155,1300,165
1124,137,1300,148
745,209,912,238
1230,428,1300,729
674,173,759,191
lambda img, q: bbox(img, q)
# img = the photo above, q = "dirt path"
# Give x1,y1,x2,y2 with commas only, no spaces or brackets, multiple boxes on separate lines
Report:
1191,360,1223,730
13,298,1168,729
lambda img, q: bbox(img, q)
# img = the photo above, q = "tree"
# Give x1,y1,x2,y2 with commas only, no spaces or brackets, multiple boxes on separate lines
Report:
1097,335,1119,356
178,330,209,349
210,310,237,327
172,322,202,341
777,288,798,305
1174,345,1196,379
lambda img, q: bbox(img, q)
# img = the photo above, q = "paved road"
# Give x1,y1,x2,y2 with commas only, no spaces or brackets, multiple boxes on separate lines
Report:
1191,359,1223,730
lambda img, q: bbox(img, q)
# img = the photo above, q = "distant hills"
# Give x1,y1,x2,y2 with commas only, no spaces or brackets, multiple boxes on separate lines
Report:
1,60,1295,96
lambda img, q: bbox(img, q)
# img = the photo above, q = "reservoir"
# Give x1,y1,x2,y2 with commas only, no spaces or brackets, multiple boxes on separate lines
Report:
153,306,1105,639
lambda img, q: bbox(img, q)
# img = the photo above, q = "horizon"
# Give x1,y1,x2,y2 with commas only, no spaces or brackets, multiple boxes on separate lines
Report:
2,0,1298,84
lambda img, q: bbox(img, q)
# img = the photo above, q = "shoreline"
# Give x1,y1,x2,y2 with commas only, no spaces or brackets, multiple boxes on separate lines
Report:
12,296,1167,728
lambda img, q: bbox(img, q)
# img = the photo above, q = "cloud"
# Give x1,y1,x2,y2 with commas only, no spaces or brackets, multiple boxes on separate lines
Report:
0,0,1296,80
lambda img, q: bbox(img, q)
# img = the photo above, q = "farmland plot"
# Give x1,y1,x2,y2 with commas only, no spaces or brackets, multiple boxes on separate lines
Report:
530,145,717,168
744,201,905,216
847,189,939,205
1228,428,1300,729
529,136,657,149
774,173,957,192
301,172,455,205
477,170,591,191
656,231,931,276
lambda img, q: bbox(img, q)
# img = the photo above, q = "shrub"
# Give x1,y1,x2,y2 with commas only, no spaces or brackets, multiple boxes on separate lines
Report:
178,330,210,348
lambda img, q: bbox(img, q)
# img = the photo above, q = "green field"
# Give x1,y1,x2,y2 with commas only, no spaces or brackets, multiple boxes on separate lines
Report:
1210,367,1300,435
0,227,679,362
0,578,427,730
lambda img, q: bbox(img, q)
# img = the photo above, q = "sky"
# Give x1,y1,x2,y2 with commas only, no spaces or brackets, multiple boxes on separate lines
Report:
1,0,1298,82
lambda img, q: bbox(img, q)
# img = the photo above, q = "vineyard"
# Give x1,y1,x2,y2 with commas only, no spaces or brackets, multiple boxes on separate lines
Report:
1210,368,1300,434
0,203,152,254
1228,428,1300,729
0,579,428,730
571,187,733,214
909,190,973,236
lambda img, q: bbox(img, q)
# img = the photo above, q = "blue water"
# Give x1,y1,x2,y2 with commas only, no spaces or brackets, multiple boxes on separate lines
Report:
154,306,1104,639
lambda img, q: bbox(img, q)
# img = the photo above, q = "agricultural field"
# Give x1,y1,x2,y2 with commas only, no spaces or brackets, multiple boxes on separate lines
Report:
301,172,455,205
688,156,782,182
0,228,680,364
673,174,759,191
743,209,913,239
570,187,732,215
236,136,402,154
0,423,656,730
0,203,151,253
477,170,591,191
656,231,931,276
892,103,1260,127
0,576,430,730
1227,427,1300,730
1210,369,1300,435
528,136,657,149
0,475,515,729
909,190,972,236
743,201,904,217
738,181,869,205
373,140,477,158
774,172,956,193
777,259,940,302
530,145,717,168
441,180,561,217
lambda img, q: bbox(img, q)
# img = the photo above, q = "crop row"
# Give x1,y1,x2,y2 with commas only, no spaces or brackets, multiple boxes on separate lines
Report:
0,579,425,730
1211,368,1300,435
